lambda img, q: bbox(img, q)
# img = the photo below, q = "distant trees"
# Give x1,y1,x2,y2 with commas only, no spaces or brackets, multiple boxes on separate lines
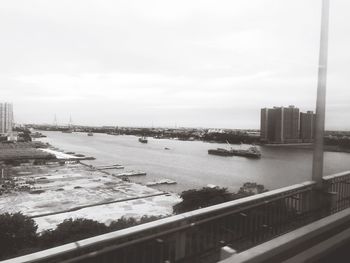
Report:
202,132,260,144
324,136,350,149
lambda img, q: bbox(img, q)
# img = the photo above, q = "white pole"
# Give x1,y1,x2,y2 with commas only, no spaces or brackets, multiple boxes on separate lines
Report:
312,0,330,188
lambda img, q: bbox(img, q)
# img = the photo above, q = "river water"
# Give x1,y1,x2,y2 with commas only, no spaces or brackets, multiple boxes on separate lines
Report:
38,131,350,193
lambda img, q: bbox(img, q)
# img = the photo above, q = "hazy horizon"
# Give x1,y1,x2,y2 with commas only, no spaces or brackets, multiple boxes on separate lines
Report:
1,0,349,130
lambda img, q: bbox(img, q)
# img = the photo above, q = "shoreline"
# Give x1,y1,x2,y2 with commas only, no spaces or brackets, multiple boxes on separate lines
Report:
1,141,181,232
262,143,350,153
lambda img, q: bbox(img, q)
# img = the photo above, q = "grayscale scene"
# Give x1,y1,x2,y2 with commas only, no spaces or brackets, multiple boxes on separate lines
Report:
1,0,350,262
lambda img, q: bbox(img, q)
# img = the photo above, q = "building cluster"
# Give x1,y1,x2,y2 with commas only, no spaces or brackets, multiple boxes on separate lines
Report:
260,105,315,144
0,102,13,135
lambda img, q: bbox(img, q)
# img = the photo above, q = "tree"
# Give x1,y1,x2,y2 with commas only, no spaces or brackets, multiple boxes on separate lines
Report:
108,217,138,231
39,216,164,249
39,218,108,248
173,183,269,214
173,187,233,214
235,182,268,198
0,213,38,260
108,215,163,231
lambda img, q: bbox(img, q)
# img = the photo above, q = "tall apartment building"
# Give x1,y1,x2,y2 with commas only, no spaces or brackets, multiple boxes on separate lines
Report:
0,102,14,134
300,111,315,142
260,108,269,142
260,106,300,143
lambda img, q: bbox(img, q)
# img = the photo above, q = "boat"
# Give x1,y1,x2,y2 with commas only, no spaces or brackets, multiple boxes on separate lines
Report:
87,132,93,136
62,130,73,133
230,146,261,159
138,137,148,143
208,148,234,156
208,142,261,159
164,147,170,150
146,179,177,186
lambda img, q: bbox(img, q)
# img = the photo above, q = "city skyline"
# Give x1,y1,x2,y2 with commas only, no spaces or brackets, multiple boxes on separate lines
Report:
1,0,350,130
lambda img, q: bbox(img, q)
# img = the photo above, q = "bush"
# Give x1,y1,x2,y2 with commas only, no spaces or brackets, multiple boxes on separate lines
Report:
39,218,108,248
0,213,38,260
173,183,269,214
108,215,163,231
108,217,138,231
173,187,233,214
0,214,163,259
235,182,268,198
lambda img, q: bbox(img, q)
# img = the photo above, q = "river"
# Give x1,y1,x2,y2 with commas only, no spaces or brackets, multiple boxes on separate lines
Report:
37,131,350,194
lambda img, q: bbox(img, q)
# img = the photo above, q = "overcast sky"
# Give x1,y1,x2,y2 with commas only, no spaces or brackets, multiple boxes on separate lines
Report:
0,0,349,129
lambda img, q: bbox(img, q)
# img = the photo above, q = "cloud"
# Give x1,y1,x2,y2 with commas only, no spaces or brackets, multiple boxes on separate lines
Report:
0,0,349,129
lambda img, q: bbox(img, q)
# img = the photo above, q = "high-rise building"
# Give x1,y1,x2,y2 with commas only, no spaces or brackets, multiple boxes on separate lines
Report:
260,108,269,142
260,105,300,143
282,105,300,143
0,102,13,134
300,111,315,142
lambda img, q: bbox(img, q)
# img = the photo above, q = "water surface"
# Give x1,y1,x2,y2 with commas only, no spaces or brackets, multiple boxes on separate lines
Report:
38,131,350,193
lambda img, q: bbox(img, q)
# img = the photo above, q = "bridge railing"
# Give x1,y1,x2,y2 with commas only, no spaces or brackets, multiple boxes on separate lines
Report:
5,170,350,263
323,171,350,214
3,181,318,263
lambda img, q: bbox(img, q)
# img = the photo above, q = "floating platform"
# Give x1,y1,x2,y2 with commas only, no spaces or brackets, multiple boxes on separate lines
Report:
115,171,147,177
95,164,124,170
146,179,177,186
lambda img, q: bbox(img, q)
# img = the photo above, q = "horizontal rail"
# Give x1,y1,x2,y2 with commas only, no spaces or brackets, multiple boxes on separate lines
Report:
323,171,350,181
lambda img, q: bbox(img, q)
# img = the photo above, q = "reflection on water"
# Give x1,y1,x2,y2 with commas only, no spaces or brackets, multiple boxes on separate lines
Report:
38,131,350,193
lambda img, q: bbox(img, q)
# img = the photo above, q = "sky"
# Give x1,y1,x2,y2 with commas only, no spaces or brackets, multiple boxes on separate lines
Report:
0,0,349,129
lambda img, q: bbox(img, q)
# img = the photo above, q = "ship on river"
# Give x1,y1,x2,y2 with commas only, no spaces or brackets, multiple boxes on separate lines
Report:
138,136,148,143
208,142,261,159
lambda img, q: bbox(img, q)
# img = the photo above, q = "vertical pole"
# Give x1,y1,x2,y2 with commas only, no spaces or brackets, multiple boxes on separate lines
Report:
312,0,330,188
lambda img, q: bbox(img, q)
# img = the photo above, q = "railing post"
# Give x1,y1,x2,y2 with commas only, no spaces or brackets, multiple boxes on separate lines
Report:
174,221,187,261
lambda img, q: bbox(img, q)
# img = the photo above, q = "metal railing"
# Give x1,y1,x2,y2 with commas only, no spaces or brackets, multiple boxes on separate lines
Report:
4,171,350,263
323,171,350,214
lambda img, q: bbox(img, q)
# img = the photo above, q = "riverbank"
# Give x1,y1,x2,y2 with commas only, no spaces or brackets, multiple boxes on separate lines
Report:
0,144,181,232
263,143,350,153
0,141,55,163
